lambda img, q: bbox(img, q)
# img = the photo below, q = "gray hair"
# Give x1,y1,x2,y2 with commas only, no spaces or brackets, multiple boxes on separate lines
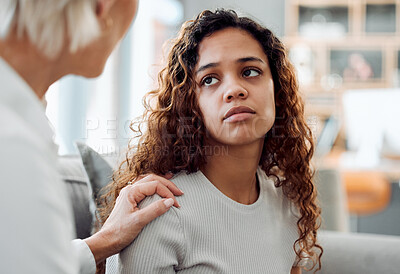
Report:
0,0,101,58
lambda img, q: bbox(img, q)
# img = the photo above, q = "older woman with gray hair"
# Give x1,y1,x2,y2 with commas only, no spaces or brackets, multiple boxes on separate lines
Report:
0,0,182,273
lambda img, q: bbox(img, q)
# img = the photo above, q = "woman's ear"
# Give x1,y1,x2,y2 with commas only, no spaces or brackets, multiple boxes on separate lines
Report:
96,0,116,18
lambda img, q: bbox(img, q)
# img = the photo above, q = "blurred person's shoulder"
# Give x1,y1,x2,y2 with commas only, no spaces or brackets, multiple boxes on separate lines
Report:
0,103,46,153
0,102,31,139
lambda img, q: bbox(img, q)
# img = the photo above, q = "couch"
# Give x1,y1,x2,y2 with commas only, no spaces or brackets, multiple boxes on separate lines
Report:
60,145,400,274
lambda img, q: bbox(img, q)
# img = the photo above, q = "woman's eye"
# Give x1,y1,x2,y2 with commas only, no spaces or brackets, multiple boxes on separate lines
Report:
243,69,260,77
202,76,219,86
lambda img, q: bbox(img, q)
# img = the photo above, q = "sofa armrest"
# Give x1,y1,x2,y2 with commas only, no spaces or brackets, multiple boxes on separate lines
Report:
304,230,400,274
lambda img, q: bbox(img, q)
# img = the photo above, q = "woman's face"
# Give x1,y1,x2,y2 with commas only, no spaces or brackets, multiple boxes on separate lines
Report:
69,0,138,77
195,27,275,147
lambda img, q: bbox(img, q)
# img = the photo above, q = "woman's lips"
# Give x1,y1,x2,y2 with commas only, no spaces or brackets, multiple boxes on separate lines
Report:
223,106,255,122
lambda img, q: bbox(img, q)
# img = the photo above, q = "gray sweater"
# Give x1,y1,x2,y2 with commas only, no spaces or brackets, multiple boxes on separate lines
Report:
107,168,301,274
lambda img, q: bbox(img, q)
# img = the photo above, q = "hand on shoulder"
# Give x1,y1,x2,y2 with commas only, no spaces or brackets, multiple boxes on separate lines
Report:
84,173,183,264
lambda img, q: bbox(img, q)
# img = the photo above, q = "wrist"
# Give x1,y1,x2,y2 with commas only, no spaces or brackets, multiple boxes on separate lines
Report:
84,229,119,265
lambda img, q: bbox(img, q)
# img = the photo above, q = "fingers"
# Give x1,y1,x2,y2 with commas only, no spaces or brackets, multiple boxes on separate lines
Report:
127,181,180,208
133,198,175,229
135,174,183,196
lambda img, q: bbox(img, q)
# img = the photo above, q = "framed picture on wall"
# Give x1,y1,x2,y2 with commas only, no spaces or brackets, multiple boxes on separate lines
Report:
365,4,396,33
330,49,383,82
298,5,348,38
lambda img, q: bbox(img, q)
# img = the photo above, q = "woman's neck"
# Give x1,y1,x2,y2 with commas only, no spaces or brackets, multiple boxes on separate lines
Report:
200,140,264,205
0,34,67,99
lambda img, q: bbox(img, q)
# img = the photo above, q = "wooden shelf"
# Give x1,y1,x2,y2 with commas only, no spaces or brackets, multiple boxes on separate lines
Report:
285,0,399,122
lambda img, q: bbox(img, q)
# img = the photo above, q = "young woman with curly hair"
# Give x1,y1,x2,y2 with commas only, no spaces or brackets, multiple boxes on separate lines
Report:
101,9,323,274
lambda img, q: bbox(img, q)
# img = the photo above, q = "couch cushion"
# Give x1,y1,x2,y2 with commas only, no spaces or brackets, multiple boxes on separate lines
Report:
76,142,115,203
304,230,400,274
314,168,349,232
58,155,93,239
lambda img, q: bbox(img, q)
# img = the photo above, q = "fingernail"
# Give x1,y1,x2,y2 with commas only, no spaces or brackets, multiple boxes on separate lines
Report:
163,198,174,208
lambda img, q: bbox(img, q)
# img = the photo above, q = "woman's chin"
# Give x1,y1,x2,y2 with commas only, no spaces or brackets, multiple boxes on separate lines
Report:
74,65,105,78
84,69,104,78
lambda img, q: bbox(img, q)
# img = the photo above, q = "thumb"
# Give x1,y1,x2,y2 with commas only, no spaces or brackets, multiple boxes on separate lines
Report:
133,198,174,229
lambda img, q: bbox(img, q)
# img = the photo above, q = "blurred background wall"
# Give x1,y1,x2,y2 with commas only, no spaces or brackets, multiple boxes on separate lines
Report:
183,0,285,36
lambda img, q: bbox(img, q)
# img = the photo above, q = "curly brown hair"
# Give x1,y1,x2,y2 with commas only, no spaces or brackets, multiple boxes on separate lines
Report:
99,9,322,272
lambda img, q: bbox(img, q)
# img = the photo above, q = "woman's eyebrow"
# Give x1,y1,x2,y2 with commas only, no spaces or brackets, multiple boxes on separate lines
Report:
196,62,219,75
196,56,265,75
236,56,265,64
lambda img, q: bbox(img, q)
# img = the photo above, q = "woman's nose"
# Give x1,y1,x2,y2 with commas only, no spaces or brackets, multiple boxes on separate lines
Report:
223,79,248,102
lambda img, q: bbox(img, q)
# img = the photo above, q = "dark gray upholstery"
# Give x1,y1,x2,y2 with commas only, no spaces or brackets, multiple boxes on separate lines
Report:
57,143,115,239
304,231,400,274
314,168,349,232
58,155,93,239
76,142,113,202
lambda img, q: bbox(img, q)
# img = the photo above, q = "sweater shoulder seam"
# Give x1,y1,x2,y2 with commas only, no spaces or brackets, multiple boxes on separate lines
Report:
170,204,188,268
